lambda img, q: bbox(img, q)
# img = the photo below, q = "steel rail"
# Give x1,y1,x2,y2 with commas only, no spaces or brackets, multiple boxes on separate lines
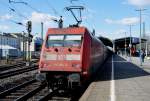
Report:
38,89,59,101
0,79,36,98
0,65,38,79
15,83,46,101
0,60,38,72
0,62,25,72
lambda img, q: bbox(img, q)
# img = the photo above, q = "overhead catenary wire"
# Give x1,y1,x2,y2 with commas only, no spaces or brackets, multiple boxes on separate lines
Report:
0,0,29,20
45,0,60,16
23,3,41,13
8,19,25,26
13,0,59,22
8,0,51,26
8,0,43,20
0,0,26,26
9,5,29,20
13,0,43,13
0,0,59,28
9,0,27,4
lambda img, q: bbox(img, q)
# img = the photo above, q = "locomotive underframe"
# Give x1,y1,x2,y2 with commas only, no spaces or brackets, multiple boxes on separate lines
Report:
39,71,81,90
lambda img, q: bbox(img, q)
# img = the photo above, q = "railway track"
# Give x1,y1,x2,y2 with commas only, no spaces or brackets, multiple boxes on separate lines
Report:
0,79,45,101
0,79,72,101
0,60,38,73
0,65,38,79
0,62,26,72
0,60,80,101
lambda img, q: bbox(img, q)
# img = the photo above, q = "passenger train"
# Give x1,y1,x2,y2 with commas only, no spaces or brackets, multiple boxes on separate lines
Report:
38,26,111,89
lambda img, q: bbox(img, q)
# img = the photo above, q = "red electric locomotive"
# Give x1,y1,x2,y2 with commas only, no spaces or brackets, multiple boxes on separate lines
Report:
38,26,109,89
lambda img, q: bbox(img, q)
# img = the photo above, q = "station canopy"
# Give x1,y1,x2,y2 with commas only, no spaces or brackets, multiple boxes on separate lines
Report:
114,37,147,48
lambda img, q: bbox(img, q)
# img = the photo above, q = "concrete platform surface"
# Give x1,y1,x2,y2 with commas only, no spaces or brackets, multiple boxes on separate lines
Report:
121,56,150,73
80,55,150,101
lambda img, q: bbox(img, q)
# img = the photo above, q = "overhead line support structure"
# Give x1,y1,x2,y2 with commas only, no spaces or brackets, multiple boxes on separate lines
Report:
136,8,147,66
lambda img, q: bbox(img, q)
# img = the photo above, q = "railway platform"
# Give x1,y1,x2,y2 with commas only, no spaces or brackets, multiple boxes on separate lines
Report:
79,55,150,101
121,56,150,73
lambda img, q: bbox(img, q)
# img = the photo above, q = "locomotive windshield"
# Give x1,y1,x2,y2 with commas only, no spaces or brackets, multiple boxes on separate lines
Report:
46,35,82,47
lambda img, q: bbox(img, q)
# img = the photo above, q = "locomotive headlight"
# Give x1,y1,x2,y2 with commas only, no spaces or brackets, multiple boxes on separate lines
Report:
66,54,80,60
46,54,57,60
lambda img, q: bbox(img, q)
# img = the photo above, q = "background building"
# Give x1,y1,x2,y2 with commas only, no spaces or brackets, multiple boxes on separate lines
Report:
0,32,42,59
0,33,20,58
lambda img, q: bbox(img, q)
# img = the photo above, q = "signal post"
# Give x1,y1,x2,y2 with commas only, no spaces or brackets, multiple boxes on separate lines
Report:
26,21,33,66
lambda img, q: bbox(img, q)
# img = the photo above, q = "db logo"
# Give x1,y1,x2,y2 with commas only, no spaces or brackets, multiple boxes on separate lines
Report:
57,55,65,60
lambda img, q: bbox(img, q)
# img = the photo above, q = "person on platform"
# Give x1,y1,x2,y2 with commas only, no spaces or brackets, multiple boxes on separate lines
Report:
141,48,146,63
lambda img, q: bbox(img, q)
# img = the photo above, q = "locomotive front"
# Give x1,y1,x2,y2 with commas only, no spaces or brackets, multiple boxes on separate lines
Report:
39,27,85,89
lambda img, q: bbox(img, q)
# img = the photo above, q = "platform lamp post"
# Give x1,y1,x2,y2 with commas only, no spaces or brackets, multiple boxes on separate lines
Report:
129,25,133,62
142,22,147,57
142,14,150,57
136,8,147,66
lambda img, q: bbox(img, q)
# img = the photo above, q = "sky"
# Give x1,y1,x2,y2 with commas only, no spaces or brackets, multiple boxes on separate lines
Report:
0,0,150,40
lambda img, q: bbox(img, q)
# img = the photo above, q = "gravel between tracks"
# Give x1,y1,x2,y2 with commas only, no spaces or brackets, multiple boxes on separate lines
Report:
0,70,38,92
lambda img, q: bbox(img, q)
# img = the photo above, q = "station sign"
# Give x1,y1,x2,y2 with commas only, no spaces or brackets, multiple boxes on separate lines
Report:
132,37,139,44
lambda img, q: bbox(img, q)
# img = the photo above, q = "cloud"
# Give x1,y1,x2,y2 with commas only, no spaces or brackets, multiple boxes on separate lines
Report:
112,29,126,35
146,31,150,34
29,12,58,24
110,29,127,39
0,25,9,30
105,19,115,24
126,0,150,7
22,12,59,37
0,14,13,21
96,29,127,40
120,17,139,25
96,31,107,37
105,17,139,25
23,12,58,28
23,12,58,30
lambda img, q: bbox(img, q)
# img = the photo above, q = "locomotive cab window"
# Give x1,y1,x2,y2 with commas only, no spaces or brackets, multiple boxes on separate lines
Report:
64,35,82,47
47,35,64,47
46,35,82,47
